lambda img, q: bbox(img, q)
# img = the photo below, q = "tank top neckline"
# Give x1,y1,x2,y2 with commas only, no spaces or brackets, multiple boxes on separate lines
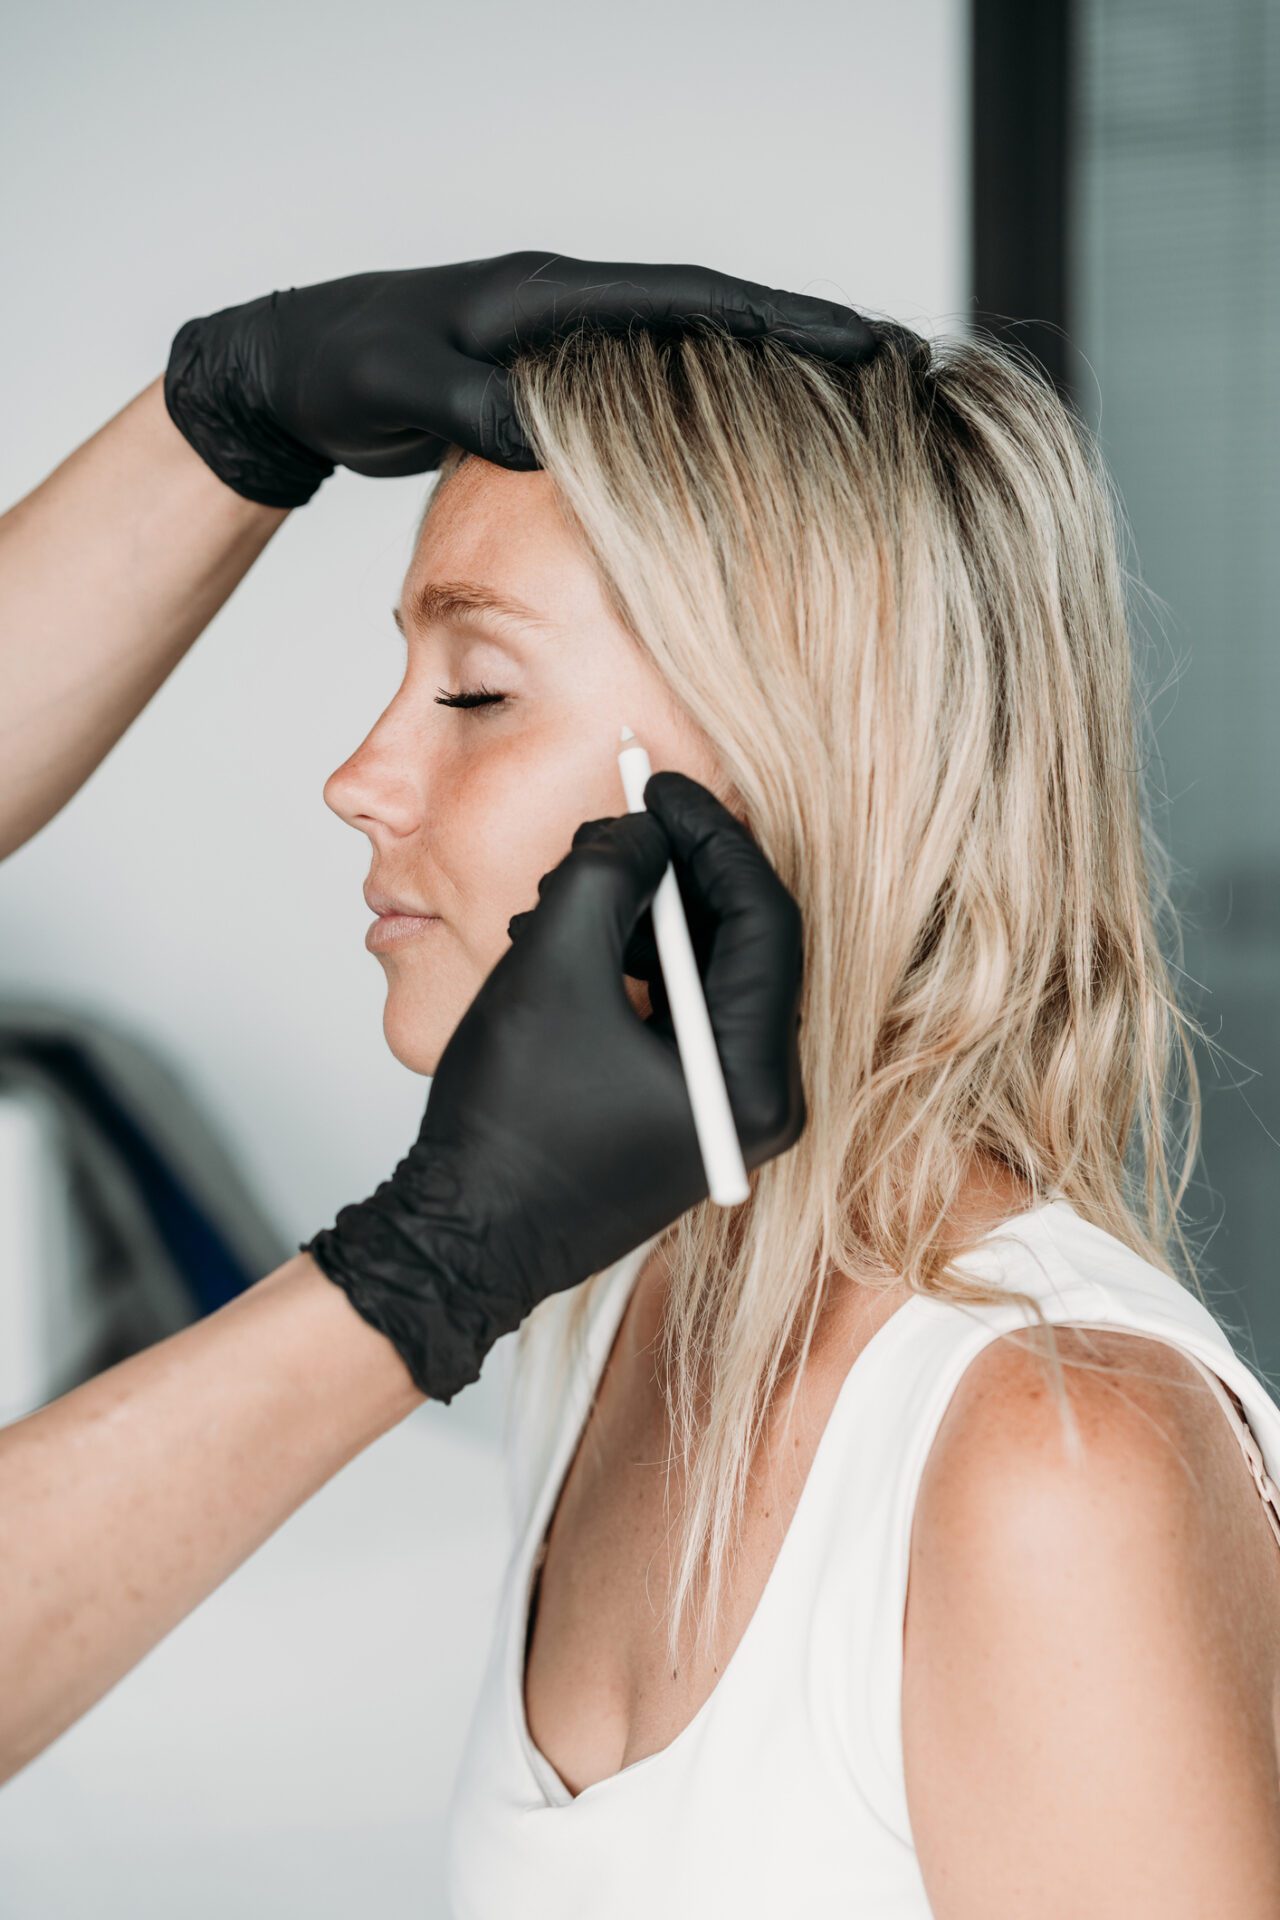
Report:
509,1197,1068,1809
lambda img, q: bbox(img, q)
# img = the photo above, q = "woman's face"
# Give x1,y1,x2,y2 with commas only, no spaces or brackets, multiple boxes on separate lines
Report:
324,455,730,1075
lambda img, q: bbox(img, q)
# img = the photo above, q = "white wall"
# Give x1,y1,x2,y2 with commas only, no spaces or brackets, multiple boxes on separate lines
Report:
1,0,968,1333
0,0,968,1906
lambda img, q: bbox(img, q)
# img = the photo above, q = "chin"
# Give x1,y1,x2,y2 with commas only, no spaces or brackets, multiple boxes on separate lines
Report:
381,974,655,1075
381,996,449,1078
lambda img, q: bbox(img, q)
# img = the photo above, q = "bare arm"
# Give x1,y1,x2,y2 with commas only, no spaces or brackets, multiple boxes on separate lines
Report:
0,375,289,861
903,1330,1280,1916
0,1254,423,1784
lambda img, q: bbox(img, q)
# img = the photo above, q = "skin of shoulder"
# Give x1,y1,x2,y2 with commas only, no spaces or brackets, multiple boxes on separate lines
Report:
899,1325,1280,1920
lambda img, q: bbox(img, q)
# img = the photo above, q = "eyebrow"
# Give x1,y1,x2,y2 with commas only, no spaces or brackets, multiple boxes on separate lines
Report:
391,578,555,640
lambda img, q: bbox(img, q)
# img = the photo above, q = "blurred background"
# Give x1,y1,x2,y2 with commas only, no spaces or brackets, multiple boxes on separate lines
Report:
0,0,1275,1911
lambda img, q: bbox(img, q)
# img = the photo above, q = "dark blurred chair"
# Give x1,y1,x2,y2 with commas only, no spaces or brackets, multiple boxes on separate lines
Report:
0,997,288,1419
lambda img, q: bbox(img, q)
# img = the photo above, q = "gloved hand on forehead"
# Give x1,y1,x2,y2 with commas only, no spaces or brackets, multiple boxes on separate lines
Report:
301,770,807,1406
163,248,900,507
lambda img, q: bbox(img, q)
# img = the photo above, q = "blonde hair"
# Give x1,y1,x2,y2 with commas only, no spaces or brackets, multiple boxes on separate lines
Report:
428,316,1210,1676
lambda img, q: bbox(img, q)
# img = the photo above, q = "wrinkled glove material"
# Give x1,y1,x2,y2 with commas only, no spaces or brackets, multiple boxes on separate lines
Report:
163,248,919,505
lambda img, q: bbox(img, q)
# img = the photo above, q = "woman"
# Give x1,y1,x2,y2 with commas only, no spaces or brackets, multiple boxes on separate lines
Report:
319,320,1280,1912
5,251,1277,1909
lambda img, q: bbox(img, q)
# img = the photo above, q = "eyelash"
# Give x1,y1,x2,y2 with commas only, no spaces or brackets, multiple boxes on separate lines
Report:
434,682,508,712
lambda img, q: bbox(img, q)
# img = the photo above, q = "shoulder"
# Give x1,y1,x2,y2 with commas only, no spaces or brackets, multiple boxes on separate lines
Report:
916,1322,1243,1544
911,1321,1280,1569
899,1325,1280,1918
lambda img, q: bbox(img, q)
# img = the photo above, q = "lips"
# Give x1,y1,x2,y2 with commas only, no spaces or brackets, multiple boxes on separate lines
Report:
364,893,442,954
363,886,436,918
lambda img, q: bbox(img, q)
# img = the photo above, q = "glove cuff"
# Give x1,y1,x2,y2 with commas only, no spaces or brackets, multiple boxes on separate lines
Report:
164,313,334,509
298,1158,529,1405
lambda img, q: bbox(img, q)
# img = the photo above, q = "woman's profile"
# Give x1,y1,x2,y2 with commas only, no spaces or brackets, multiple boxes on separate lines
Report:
323,316,1280,1915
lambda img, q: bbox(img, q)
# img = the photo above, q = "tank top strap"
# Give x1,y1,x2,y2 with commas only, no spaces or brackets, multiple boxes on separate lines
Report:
819,1200,1280,1847
502,1237,656,1548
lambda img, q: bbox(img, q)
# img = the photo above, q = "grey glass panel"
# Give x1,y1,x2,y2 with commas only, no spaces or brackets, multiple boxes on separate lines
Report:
1074,0,1280,1373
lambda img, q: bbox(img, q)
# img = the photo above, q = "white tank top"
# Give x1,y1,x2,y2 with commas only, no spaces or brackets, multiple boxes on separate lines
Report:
443,1198,1280,1917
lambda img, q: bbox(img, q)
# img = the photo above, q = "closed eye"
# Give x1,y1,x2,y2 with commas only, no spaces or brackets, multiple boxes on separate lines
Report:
434,684,508,711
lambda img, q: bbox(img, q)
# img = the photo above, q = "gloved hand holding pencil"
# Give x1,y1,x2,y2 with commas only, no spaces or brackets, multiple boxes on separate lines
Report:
302,770,807,1405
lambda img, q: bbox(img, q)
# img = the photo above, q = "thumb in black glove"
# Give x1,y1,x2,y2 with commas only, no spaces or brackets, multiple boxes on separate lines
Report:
302,770,806,1404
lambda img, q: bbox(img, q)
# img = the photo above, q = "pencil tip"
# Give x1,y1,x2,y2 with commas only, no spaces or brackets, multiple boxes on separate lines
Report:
619,724,635,743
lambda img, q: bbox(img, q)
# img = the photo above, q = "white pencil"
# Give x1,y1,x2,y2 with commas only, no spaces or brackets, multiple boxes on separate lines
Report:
617,726,750,1208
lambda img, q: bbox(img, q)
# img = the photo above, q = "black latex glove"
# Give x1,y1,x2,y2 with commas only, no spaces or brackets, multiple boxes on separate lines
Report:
163,248,897,506
301,772,806,1404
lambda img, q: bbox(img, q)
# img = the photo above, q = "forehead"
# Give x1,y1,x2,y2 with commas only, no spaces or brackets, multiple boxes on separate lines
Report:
404,457,603,632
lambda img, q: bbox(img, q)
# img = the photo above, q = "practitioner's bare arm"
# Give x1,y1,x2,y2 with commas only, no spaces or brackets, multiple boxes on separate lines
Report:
0,377,289,860
0,1254,422,1785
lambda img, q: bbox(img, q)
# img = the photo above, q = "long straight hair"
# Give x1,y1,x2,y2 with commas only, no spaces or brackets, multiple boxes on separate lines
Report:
429,318,1209,1676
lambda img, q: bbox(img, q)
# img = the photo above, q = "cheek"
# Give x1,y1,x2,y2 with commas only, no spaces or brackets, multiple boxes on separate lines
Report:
429,726,634,967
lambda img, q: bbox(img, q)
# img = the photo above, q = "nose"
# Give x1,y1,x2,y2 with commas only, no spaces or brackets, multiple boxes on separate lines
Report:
323,703,424,843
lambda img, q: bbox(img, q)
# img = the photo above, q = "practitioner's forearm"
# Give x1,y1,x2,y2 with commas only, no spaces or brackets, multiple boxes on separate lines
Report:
0,1253,424,1784
0,375,289,860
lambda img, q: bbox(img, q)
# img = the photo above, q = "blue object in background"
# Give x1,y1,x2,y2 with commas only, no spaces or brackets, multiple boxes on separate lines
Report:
5,1035,257,1315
